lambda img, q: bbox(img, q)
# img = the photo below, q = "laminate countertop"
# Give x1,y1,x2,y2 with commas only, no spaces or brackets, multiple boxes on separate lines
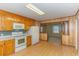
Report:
0,34,26,41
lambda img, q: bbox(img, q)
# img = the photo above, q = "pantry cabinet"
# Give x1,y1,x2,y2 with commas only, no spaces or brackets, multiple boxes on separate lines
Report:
0,39,15,56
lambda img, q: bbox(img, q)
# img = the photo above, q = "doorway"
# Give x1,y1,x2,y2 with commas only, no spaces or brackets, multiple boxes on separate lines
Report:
41,21,68,46
47,23,62,46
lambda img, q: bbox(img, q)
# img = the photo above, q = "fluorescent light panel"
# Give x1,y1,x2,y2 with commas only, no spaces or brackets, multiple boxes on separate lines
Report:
26,4,45,15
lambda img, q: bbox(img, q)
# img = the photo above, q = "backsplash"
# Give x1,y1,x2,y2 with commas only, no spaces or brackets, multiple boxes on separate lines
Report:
0,30,26,36
12,29,26,33
0,31,12,36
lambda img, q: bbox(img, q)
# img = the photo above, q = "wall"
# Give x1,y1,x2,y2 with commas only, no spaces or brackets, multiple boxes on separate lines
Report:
68,16,77,46
41,23,62,38
40,17,69,23
40,16,77,47
76,11,79,50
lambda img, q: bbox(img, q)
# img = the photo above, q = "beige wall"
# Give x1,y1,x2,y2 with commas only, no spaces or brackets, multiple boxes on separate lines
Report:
40,15,77,48
76,11,79,50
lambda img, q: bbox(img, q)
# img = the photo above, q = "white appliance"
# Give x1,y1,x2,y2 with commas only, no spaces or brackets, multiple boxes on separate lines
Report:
29,26,39,45
12,32,26,52
13,23,24,29
12,23,26,52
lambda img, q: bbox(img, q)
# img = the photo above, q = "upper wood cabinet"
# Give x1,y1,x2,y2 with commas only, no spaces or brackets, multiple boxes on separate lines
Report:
0,10,36,31
2,16,13,31
0,19,2,31
0,11,14,31
0,15,3,31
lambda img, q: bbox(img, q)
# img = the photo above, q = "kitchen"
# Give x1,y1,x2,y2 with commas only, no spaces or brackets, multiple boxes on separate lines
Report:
0,3,79,56
0,10,40,56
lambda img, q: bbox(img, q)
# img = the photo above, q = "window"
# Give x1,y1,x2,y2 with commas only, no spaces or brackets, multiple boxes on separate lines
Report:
52,25,60,33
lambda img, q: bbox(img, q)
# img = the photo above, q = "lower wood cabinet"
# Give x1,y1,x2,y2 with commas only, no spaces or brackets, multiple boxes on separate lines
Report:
62,35,74,46
0,46,3,56
62,35,69,45
26,36,32,47
4,39,15,56
0,41,4,56
40,33,48,41
0,39,15,56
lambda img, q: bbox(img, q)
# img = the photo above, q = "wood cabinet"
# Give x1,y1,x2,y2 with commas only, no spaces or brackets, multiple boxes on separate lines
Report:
4,39,15,56
2,16,13,31
0,14,13,31
0,19,2,31
62,35,74,46
26,36,32,47
0,10,36,31
25,26,31,31
0,41,4,56
0,46,3,56
62,35,69,45
0,39,15,56
0,15,3,31
40,33,48,41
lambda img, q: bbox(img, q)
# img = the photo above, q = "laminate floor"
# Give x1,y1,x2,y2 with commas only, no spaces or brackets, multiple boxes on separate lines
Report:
12,41,78,56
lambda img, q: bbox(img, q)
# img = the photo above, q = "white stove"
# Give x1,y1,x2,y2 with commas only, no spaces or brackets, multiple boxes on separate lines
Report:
12,32,26,52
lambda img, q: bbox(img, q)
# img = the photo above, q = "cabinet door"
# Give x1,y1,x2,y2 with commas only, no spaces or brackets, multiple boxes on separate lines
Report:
0,20,2,31
62,35,69,45
40,33,48,41
25,26,31,31
0,41,4,56
0,15,3,31
2,17,13,31
4,40,15,56
68,36,74,46
27,36,32,47
0,46,3,56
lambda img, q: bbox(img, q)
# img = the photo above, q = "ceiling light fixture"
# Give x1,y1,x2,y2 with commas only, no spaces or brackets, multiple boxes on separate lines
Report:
26,4,45,15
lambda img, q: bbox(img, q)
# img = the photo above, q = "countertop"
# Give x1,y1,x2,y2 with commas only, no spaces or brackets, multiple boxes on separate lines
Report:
0,34,27,41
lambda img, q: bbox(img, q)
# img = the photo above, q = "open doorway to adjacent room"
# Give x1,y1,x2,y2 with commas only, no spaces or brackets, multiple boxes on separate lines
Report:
40,21,69,46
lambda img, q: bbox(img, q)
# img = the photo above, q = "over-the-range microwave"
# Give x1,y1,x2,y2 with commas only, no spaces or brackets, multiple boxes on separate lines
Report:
13,23,25,30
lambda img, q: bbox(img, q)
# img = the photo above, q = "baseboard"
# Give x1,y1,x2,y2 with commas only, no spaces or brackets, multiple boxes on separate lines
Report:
62,44,75,48
32,41,40,46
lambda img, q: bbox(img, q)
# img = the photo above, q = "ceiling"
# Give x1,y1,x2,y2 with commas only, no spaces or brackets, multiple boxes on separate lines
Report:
0,3,79,21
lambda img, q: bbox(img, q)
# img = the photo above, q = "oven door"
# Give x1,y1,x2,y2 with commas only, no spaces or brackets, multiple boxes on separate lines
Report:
15,36,26,48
